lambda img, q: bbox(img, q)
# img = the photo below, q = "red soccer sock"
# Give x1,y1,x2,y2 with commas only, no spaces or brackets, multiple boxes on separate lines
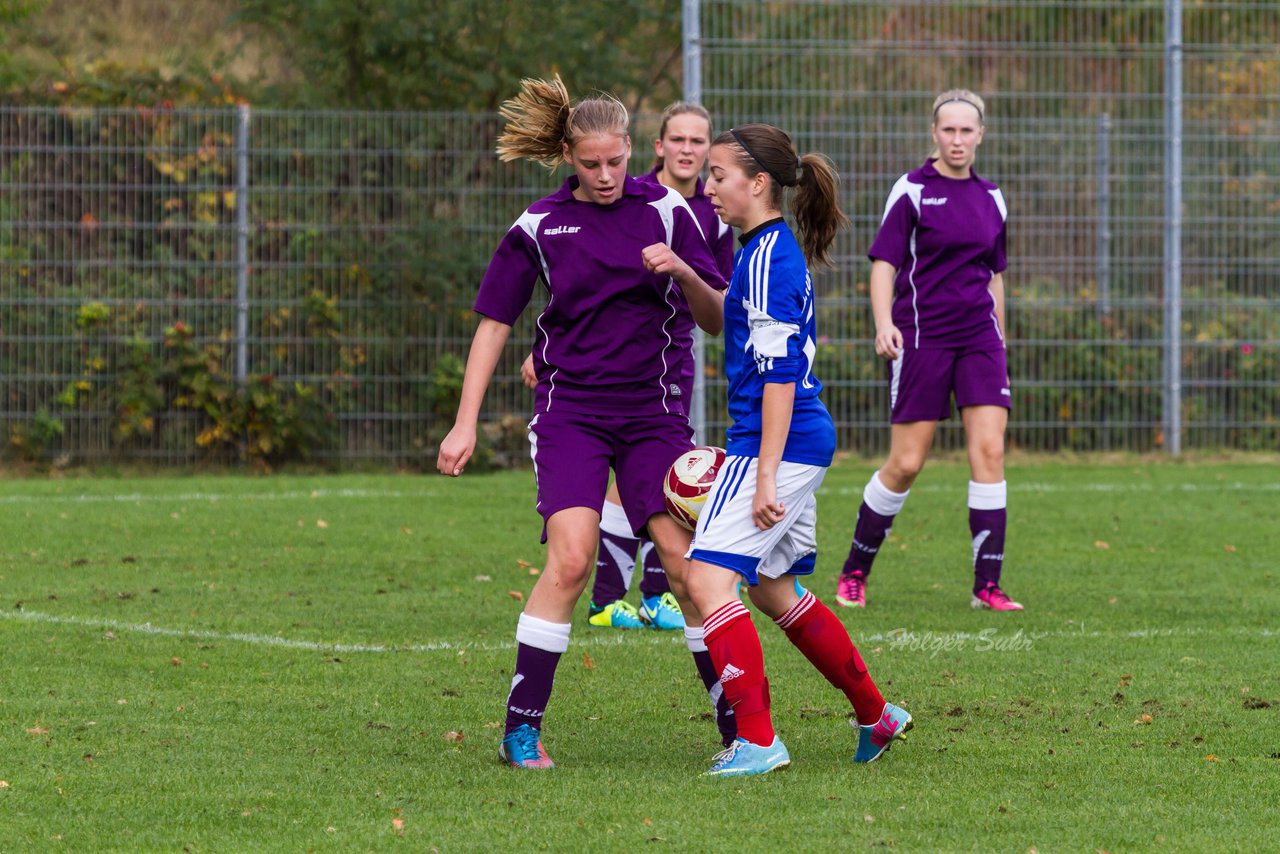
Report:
775,591,885,726
703,600,775,746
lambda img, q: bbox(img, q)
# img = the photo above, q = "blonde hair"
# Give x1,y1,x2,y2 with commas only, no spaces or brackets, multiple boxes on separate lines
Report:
929,88,986,161
652,101,713,172
713,124,850,268
496,74,629,170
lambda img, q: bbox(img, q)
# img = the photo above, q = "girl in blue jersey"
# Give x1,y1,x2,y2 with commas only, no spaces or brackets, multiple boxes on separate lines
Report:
686,124,911,776
835,89,1023,612
436,75,729,769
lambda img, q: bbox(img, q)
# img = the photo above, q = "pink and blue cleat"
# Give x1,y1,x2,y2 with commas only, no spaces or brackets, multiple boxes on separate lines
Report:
499,723,555,769
971,584,1024,611
853,702,913,763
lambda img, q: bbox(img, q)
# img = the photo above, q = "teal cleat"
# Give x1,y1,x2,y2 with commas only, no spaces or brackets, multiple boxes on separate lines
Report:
640,592,685,631
704,736,790,777
499,724,555,769
853,702,913,764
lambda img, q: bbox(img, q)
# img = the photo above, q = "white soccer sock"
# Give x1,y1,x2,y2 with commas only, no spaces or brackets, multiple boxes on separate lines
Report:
515,613,571,653
684,625,707,654
865,471,910,516
968,480,1007,510
599,498,635,539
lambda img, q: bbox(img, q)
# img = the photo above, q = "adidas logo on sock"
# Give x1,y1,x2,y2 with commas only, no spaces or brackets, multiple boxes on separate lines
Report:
719,663,745,682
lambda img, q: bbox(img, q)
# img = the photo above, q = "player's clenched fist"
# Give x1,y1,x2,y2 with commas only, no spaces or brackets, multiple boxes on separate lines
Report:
641,243,691,278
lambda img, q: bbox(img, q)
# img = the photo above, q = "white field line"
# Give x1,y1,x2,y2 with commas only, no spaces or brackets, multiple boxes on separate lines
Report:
0,487,439,505
1,481,1278,507
2,608,1274,656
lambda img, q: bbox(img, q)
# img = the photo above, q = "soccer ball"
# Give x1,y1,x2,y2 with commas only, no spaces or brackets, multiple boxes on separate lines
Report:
664,445,726,531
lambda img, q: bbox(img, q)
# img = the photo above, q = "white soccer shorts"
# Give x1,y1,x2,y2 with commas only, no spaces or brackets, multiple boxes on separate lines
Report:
687,455,827,585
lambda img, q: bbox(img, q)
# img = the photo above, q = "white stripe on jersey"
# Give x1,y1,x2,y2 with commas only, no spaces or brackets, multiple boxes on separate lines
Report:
516,211,559,409
748,229,778,315
988,188,1008,221
647,186,702,415
890,351,904,411
879,176,924,348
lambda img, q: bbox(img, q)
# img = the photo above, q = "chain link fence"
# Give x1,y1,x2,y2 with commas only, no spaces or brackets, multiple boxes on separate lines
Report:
1,1,1277,466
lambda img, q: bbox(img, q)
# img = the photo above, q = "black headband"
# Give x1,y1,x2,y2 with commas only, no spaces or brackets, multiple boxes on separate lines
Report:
933,97,984,121
729,128,799,187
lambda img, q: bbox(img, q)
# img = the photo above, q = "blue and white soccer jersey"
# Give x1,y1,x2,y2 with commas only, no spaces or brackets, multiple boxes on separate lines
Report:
689,218,836,584
690,456,827,585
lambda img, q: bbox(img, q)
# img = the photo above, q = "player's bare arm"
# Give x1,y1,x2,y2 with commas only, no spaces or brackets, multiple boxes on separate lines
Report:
436,317,511,476
753,381,795,529
869,258,902,360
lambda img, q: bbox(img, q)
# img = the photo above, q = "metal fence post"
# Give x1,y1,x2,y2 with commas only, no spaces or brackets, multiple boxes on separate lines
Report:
1097,112,1111,316
682,0,707,444
235,103,251,386
1164,0,1183,455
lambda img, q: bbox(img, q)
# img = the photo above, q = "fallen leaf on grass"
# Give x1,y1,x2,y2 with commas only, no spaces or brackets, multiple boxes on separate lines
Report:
392,817,405,831
26,726,49,735
474,575,492,582
1205,754,1218,762
0,780,10,788
443,730,464,744
507,590,524,601
1133,714,1153,725
316,519,328,529
642,817,652,826
1094,540,1110,550
582,652,595,670
171,657,182,666
528,567,540,576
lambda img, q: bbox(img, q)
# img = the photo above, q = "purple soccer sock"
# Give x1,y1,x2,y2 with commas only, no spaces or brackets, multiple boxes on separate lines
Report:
969,480,1008,593
685,626,736,746
504,614,570,734
590,501,639,606
636,539,671,599
841,472,909,579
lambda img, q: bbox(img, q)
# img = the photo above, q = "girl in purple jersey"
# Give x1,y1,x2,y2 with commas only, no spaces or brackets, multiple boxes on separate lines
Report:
436,75,729,769
519,103,736,642
836,88,1024,612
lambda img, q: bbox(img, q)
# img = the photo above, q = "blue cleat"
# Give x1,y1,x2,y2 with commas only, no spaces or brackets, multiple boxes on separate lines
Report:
499,723,555,769
641,592,685,631
853,702,913,764
587,600,645,629
704,736,790,777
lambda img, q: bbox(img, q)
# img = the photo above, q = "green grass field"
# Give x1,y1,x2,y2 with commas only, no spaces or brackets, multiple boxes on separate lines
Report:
2,459,1276,851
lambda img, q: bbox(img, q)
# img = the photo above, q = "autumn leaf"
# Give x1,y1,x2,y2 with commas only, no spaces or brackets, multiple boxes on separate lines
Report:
582,652,596,670
316,519,328,529
26,726,49,735
392,817,405,831
528,567,541,576
1094,540,1110,550
443,730,464,744
1223,544,1237,553
1133,714,1153,725
507,590,524,601
1205,754,1219,762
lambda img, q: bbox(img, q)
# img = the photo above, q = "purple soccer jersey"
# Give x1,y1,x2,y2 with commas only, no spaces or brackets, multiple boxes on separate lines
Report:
868,159,1008,349
475,174,726,418
637,167,736,410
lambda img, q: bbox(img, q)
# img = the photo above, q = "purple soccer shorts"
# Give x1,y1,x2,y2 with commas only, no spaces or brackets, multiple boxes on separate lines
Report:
888,344,1010,423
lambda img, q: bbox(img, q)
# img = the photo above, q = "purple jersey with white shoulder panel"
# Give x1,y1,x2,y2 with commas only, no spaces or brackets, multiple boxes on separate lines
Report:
868,159,1008,349
474,174,726,417
637,167,736,411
